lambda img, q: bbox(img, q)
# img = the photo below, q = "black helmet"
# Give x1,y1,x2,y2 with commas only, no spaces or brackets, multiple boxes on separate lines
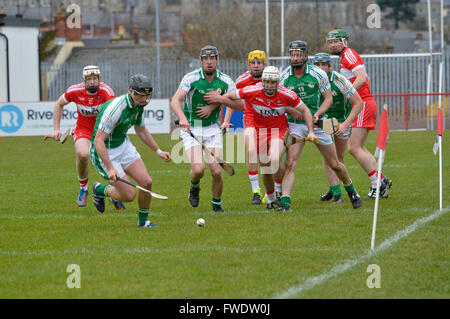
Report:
200,45,219,58
288,40,308,53
129,74,153,94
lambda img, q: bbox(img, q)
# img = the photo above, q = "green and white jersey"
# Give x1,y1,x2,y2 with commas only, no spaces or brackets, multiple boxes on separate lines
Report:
326,71,356,123
280,63,330,124
179,68,236,127
91,94,144,149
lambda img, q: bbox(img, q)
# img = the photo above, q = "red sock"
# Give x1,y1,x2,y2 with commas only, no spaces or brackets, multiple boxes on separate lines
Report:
79,177,88,189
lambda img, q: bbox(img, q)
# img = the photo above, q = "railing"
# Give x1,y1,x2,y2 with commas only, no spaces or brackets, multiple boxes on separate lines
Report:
373,93,449,131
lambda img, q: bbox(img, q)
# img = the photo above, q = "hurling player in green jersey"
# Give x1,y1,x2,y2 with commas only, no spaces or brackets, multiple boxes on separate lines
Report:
313,53,363,204
279,40,362,211
170,45,236,213
90,74,171,228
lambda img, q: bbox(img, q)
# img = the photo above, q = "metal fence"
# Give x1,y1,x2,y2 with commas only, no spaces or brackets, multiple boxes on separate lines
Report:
41,51,450,130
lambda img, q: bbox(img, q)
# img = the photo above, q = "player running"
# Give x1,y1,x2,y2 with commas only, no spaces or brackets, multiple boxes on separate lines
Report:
170,45,236,213
221,50,282,205
326,29,393,198
280,40,363,211
205,66,316,209
90,74,171,227
313,53,363,203
44,65,125,210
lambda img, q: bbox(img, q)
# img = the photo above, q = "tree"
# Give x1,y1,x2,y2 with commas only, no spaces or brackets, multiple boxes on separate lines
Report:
377,0,420,30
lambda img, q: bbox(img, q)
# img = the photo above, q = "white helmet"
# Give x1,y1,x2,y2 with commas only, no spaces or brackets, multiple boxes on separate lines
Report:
82,65,101,81
261,66,280,82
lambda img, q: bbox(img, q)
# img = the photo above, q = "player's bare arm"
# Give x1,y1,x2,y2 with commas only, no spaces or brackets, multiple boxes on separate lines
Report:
335,92,363,137
43,95,69,141
285,106,304,121
196,103,221,118
204,90,245,112
134,125,171,162
352,67,368,91
93,129,119,181
312,88,332,122
298,104,316,139
170,88,190,130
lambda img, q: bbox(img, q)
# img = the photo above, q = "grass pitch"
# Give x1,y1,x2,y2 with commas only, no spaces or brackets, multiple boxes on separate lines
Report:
0,130,448,299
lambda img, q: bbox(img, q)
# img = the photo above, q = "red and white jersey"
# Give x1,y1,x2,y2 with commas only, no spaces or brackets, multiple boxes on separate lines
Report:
236,82,303,129
63,82,115,131
235,71,260,89
339,47,373,100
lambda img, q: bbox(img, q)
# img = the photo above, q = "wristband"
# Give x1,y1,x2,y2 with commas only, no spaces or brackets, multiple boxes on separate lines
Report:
156,149,162,155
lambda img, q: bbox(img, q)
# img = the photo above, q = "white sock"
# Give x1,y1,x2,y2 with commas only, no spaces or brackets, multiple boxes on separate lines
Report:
248,171,260,193
266,191,276,203
274,180,282,193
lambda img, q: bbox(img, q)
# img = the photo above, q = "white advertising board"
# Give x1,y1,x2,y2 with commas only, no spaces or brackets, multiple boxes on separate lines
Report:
0,99,171,137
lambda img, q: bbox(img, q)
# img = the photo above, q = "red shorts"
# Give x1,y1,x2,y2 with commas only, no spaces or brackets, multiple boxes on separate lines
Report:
253,127,287,155
72,126,93,143
352,99,377,131
243,112,254,129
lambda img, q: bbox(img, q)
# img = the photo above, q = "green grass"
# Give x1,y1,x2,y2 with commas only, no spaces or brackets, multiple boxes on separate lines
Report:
0,130,448,299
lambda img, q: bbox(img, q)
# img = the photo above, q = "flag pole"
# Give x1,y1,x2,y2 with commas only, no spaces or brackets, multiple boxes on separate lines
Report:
371,149,384,251
371,104,389,251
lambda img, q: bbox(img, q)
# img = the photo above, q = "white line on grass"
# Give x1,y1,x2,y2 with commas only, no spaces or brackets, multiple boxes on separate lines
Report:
272,206,449,299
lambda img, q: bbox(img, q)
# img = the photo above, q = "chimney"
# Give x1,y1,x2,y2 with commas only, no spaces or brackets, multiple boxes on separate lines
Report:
54,11,66,39
133,27,139,44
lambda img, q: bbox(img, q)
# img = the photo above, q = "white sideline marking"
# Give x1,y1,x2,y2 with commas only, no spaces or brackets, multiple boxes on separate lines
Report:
272,206,449,299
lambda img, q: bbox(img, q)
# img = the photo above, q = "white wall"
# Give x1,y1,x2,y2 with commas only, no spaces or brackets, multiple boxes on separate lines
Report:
0,26,40,102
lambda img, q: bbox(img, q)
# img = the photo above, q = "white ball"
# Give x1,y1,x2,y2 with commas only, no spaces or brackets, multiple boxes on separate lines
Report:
196,218,205,227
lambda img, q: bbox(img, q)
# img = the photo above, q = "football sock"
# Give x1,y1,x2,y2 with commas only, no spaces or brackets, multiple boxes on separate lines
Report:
248,171,260,193
330,184,342,196
138,207,150,224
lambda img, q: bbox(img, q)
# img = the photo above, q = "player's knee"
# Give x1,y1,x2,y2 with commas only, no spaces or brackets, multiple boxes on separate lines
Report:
141,177,152,190
347,143,359,156
284,159,297,172
77,150,90,161
210,166,222,179
122,189,136,202
191,164,205,178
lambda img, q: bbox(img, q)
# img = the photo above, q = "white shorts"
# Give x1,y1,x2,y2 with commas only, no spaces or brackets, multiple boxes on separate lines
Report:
335,125,352,140
90,137,141,180
180,124,223,150
288,122,333,146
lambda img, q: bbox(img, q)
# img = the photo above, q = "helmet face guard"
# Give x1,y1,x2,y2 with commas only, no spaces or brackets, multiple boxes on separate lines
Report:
83,65,101,93
247,50,267,78
261,66,280,96
288,40,308,68
326,29,348,54
200,45,219,76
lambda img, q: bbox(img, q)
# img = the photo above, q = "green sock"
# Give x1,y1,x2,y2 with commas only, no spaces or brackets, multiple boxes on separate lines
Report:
138,207,150,224
190,180,200,188
330,184,342,196
280,196,291,208
212,198,222,209
344,182,355,193
96,184,109,197
328,186,333,194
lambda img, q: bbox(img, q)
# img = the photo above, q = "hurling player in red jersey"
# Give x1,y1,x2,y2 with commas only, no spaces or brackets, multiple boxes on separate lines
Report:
327,29,392,199
222,50,285,205
205,66,316,209
44,65,125,210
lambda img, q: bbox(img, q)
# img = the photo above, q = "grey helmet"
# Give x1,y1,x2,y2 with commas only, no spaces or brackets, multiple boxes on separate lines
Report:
128,74,153,94
199,45,219,58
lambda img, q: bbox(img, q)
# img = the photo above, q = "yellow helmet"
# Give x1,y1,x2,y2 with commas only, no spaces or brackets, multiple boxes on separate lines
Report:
248,50,267,66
